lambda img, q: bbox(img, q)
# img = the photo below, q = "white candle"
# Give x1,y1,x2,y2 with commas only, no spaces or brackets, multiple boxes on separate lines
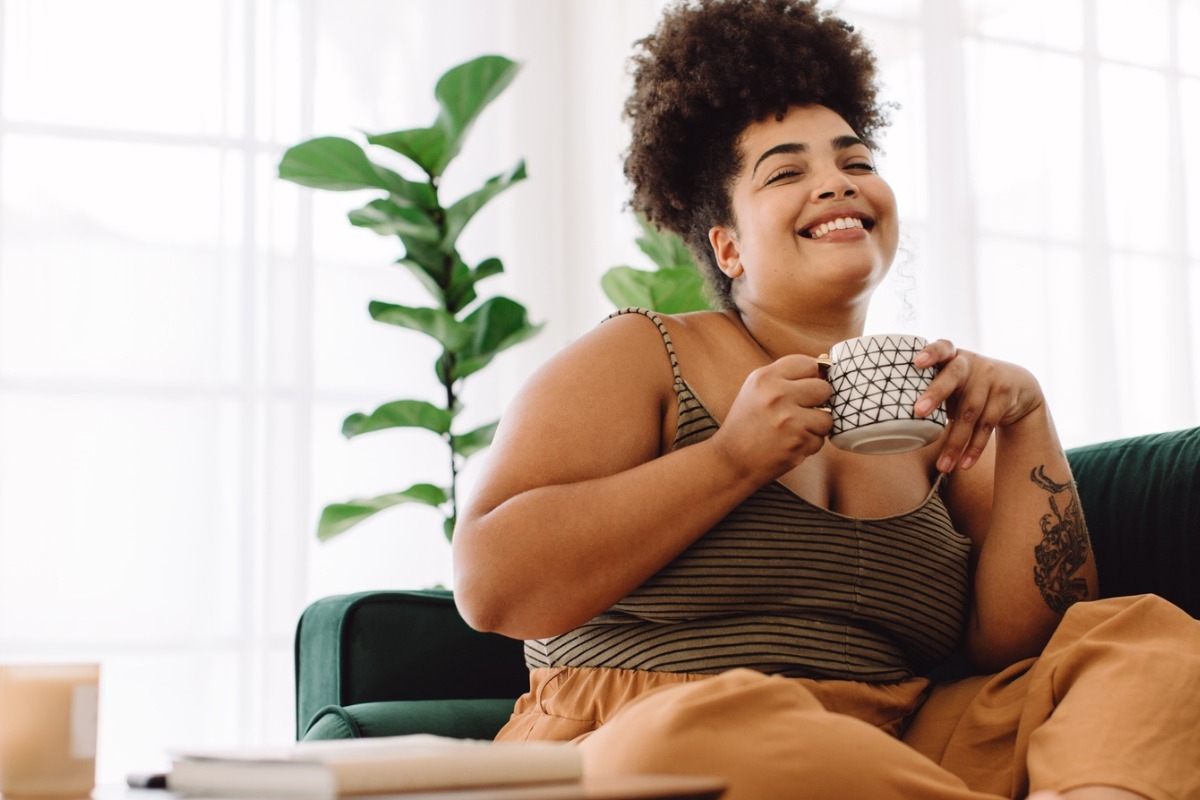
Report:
0,664,99,798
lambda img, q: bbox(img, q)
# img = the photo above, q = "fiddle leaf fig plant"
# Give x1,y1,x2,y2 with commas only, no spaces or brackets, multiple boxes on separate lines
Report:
278,55,542,542
601,213,712,313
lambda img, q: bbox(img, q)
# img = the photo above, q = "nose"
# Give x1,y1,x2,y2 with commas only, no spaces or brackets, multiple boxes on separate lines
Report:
813,172,858,201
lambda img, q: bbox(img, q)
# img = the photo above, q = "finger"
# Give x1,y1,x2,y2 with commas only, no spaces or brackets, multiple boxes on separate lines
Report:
958,381,1017,469
790,376,833,409
762,405,830,456
803,406,834,438
937,380,992,473
757,370,832,409
957,431,990,471
914,338,956,369
769,353,826,380
916,352,969,418
793,409,832,455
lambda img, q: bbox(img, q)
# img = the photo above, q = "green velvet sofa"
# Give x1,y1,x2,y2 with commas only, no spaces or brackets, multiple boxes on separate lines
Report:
295,426,1200,741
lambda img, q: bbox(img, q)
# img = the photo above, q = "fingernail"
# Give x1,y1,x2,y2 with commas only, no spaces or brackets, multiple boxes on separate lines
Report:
960,454,976,470
937,455,955,473
914,399,933,417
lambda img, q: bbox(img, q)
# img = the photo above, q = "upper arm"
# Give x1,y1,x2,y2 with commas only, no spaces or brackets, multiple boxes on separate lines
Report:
461,313,678,522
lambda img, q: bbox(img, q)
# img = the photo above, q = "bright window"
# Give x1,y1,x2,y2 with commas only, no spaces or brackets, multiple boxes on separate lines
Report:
1,0,1196,783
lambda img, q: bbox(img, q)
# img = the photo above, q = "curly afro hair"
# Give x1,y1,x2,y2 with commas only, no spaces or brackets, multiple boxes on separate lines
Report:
624,0,890,308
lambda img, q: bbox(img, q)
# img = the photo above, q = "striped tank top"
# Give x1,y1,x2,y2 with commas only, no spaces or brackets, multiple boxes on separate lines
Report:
525,308,972,682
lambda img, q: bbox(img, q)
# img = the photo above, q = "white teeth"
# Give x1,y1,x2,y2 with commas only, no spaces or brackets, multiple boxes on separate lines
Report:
807,216,864,239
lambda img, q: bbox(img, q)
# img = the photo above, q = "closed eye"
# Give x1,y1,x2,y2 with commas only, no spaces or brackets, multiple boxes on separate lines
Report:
765,167,802,185
845,162,877,173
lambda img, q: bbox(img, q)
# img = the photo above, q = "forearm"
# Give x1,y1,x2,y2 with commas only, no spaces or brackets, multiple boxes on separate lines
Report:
453,439,767,639
965,406,1099,670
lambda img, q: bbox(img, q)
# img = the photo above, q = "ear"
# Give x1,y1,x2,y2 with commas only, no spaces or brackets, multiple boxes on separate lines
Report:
709,225,744,279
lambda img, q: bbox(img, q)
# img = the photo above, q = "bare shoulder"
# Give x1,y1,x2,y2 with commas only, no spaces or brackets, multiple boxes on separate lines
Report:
541,308,688,401
517,308,732,402
461,310,688,517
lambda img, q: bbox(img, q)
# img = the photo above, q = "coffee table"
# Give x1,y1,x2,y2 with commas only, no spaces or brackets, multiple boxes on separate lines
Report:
113,775,725,800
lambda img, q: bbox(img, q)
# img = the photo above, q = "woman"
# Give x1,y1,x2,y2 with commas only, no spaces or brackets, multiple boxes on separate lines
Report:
452,1,1200,797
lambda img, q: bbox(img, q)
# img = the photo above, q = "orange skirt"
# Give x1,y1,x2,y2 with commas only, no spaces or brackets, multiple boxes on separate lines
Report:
496,595,1200,800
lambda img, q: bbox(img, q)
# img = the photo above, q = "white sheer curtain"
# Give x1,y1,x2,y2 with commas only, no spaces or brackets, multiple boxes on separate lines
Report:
0,0,1195,784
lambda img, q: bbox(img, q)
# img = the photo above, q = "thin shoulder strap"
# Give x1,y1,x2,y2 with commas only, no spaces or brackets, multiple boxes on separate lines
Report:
604,307,686,388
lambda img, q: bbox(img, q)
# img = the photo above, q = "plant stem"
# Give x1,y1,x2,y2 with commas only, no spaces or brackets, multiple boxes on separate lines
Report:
447,383,459,529
428,174,459,533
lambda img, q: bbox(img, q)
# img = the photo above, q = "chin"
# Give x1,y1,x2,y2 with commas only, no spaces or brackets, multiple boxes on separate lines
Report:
823,255,890,284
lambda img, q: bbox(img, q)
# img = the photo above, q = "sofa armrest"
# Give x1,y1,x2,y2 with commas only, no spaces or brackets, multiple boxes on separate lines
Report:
1066,426,1200,618
294,589,528,739
303,699,518,741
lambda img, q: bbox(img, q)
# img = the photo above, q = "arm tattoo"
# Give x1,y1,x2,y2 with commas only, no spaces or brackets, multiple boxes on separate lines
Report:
1030,465,1092,614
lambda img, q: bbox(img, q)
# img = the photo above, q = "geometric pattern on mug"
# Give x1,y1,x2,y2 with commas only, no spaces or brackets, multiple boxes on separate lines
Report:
828,335,948,435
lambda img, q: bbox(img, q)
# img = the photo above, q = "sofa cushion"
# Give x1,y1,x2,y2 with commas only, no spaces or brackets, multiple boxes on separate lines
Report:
1067,426,1199,617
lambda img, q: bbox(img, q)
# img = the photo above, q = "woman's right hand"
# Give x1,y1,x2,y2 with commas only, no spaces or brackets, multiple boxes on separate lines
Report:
712,354,833,482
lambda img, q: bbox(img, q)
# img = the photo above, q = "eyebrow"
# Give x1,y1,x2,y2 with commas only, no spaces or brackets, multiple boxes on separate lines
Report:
751,135,869,177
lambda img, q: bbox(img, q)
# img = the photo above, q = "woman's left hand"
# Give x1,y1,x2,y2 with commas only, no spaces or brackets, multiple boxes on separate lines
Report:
913,340,1046,473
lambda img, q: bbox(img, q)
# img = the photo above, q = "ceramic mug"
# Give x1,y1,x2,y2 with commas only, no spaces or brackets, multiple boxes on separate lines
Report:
817,334,947,454
0,663,100,798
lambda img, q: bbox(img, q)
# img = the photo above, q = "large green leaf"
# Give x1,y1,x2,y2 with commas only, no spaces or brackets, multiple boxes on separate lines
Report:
366,127,449,179
442,258,476,313
451,420,499,458
601,266,711,314
452,297,543,381
369,302,468,350
472,257,504,283
431,56,521,175
317,483,448,541
348,199,440,241
342,399,453,439
443,161,527,248
398,236,451,279
398,258,445,304
382,172,438,210
278,137,393,191
445,256,505,313
635,213,699,272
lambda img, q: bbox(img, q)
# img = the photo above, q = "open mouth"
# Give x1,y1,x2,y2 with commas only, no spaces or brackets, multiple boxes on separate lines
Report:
799,216,875,239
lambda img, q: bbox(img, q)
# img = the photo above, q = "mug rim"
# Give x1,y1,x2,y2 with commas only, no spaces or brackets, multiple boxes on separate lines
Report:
829,332,928,353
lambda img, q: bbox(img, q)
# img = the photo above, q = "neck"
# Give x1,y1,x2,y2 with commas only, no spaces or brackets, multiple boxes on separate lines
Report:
726,303,868,361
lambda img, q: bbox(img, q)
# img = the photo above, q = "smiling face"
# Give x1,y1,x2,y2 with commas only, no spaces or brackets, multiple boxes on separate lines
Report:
708,104,899,316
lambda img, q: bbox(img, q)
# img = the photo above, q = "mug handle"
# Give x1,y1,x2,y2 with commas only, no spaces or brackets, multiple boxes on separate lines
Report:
815,353,833,415
815,353,832,378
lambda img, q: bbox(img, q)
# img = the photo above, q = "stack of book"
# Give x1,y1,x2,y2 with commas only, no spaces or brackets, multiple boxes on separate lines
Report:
164,734,724,799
